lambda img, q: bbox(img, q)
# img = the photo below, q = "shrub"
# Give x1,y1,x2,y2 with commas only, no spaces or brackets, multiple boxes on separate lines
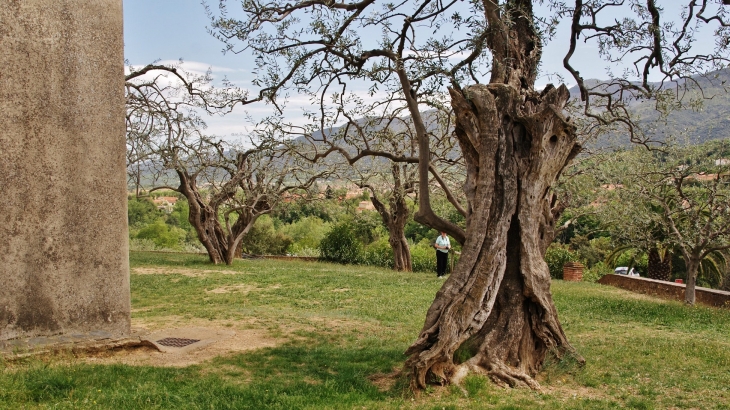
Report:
411,238,437,273
348,211,383,245
281,216,330,251
319,223,363,264
545,243,579,279
135,219,185,250
129,238,158,252
571,235,612,268
405,220,437,244
287,245,320,257
240,215,293,255
361,237,394,268
583,261,613,283
128,196,162,227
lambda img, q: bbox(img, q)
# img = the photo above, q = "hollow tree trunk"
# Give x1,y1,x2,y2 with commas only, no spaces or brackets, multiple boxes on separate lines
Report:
405,83,583,388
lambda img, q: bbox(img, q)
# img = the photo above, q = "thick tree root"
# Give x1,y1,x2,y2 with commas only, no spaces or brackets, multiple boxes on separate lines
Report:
450,359,541,390
485,361,542,389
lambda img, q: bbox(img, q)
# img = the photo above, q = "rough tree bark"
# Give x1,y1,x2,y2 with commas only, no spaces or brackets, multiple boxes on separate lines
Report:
405,83,582,388
405,0,583,388
371,194,411,272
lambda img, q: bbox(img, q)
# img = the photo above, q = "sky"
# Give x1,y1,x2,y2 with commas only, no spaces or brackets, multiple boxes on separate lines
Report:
122,0,698,140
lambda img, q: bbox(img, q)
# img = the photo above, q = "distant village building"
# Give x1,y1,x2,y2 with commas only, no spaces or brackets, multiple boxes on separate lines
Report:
715,158,730,166
153,196,178,213
356,200,376,213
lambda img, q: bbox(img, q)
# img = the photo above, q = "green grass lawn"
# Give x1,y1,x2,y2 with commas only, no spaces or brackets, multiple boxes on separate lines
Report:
2,251,729,409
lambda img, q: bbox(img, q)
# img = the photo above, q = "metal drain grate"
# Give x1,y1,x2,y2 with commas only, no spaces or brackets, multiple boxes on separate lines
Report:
156,337,200,348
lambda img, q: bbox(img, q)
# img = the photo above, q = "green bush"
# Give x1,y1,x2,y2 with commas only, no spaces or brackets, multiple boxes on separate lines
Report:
361,237,394,268
319,223,363,264
287,245,320,257
583,261,613,283
545,243,579,279
281,216,330,251
411,238,437,273
129,238,158,252
135,219,186,250
348,211,384,245
240,215,293,255
127,197,161,227
274,198,336,223
405,220,437,244
571,235,612,268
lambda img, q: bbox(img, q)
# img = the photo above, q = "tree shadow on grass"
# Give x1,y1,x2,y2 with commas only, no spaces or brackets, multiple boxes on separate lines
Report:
1,340,409,410
206,340,409,408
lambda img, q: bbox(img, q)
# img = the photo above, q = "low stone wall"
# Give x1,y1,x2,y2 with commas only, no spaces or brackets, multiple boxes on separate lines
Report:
261,255,320,262
598,274,730,308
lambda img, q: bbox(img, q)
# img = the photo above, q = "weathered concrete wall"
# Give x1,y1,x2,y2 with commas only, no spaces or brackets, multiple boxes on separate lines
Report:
598,275,730,308
0,0,130,340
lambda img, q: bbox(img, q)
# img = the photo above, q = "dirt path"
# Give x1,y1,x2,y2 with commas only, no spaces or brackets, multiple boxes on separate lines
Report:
80,317,283,367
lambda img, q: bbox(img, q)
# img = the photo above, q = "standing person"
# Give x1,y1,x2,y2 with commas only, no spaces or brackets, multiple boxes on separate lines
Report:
434,231,451,277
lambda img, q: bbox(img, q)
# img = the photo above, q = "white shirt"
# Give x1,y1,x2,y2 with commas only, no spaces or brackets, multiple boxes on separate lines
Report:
435,235,451,253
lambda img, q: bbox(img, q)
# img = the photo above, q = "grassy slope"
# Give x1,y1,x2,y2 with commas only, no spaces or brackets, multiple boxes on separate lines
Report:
1,251,729,409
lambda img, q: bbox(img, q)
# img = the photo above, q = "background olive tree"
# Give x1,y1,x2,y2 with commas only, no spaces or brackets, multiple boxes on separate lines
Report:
598,141,730,303
126,63,330,264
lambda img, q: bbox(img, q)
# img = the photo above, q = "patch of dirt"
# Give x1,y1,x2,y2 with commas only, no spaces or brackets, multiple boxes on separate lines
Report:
368,368,402,392
82,326,280,368
61,308,377,370
132,267,246,277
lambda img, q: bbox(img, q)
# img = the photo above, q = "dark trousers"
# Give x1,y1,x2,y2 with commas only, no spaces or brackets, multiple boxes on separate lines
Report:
436,251,448,276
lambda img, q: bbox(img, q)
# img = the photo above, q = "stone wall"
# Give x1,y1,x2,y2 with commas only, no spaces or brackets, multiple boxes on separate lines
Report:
598,275,730,308
0,0,130,340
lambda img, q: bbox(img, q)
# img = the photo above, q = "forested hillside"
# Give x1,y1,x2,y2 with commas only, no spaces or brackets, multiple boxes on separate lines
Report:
569,68,730,144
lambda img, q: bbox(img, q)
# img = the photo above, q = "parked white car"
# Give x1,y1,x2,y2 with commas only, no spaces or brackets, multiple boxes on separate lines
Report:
614,267,640,277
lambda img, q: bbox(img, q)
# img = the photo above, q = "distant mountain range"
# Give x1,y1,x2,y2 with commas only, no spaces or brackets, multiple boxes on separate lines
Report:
303,68,730,147
567,68,730,143
131,69,730,190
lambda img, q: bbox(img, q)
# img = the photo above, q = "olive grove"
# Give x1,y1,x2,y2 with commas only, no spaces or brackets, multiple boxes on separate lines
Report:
206,0,730,388
125,63,330,264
